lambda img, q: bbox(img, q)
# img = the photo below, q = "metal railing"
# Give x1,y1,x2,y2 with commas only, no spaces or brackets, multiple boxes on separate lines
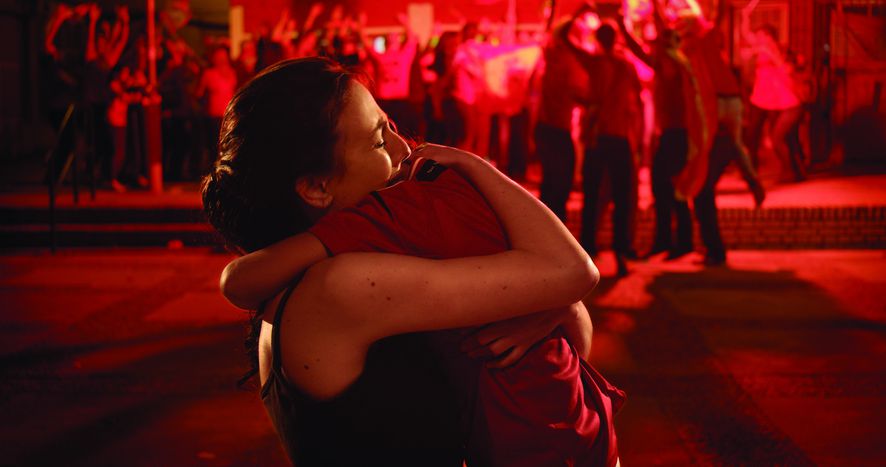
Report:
43,103,97,253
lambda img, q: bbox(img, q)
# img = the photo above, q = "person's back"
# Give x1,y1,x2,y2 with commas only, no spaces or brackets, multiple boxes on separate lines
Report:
261,292,466,466
591,54,640,140
538,28,589,130
653,47,688,131
308,158,625,466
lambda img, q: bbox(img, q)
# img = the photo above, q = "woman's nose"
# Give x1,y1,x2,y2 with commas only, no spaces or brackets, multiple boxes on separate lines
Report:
391,130,411,165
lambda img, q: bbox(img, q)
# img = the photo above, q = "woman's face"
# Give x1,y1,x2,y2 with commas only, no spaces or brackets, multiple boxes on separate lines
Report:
326,82,411,210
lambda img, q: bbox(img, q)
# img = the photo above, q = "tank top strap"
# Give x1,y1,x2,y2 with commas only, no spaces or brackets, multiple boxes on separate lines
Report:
271,273,305,372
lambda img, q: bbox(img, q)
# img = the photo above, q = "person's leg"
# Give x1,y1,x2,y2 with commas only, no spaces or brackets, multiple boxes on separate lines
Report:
110,124,127,191
650,131,674,254
745,103,768,168
507,109,529,180
535,124,575,222
608,136,634,276
695,134,734,265
608,137,633,255
785,106,807,181
443,98,464,148
581,143,606,256
457,99,475,153
721,97,765,206
474,110,492,159
771,106,806,182
126,104,147,186
670,129,693,258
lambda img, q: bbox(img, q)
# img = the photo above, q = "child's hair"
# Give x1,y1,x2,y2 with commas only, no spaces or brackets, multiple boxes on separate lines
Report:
202,57,354,254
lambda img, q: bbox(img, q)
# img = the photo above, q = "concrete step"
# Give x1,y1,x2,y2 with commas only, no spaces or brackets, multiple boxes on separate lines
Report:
0,206,206,225
0,222,221,248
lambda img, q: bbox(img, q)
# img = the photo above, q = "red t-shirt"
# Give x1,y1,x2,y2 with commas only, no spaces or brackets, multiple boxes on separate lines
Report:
309,159,625,467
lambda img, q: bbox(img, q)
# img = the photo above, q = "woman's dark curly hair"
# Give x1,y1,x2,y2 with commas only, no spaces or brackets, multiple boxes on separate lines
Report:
201,57,354,386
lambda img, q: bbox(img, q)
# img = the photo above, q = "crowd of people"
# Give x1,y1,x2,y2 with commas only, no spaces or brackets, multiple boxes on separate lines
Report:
534,0,815,271
43,0,815,267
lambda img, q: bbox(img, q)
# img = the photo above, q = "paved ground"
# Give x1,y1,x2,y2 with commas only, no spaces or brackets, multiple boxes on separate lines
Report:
0,248,884,466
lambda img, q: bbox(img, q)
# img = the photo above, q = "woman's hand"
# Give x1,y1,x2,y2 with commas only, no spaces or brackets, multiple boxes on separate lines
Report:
412,143,480,169
459,308,572,368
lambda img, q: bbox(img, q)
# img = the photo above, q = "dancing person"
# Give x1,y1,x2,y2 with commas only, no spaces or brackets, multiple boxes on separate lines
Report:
107,66,144,191
676,0,766,266
203,58,622,466
534,4,595,221
428,31,464,147
451,22,491,156
159,38,199,181
83,4,129,187
196,45,237,178
234,39,258,86
740,1,806,183
786,50,816,173
359,13,420,138
574,22,642,276
620,2,704,259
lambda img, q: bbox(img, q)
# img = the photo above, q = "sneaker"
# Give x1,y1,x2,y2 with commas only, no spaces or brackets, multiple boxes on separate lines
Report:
111,179,127,193
615,254,630,277
665,246,694,261
751,182,766,208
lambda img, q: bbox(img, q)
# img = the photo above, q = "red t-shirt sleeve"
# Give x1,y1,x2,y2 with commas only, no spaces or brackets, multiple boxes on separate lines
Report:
307,192,409,256
308,159,507,258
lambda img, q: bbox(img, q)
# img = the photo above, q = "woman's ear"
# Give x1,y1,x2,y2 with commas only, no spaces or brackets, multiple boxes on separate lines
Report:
295,175,334,209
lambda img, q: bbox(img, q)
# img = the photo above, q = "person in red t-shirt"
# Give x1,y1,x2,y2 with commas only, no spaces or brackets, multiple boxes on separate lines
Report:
204,58,616,466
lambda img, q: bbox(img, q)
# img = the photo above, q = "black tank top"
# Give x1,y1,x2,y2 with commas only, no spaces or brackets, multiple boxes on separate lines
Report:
261,284,466,466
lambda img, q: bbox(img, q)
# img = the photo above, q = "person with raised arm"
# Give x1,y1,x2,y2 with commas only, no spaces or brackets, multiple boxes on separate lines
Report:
619,0,705,260
740,0,805,183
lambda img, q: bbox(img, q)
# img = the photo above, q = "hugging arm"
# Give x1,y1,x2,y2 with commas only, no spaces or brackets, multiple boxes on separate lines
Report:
318,146,598,340
223,145,597,344
462,301,593,367
220,233,328,310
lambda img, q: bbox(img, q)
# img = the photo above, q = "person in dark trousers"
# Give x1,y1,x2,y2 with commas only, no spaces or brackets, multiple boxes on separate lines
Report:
534,4,595,221
574,23,642,276
620,3,703,260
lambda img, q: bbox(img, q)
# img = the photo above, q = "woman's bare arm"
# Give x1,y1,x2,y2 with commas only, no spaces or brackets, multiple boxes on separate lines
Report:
313,146,598,340
221,233,328,309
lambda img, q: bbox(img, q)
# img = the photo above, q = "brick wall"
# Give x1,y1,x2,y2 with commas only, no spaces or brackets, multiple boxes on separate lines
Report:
569,206,886,251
